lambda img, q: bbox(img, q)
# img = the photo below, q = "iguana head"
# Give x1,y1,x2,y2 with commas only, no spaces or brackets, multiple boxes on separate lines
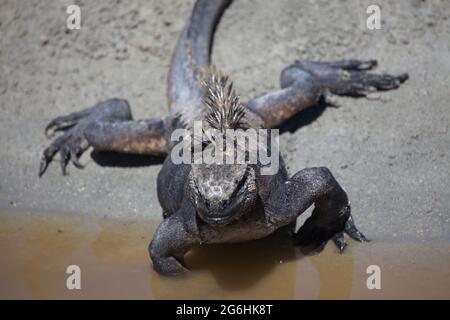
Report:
187,70,258,225
189,163,257,225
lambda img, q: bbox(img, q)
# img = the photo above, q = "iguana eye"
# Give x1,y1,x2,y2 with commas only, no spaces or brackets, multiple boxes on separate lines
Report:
202,140,210,150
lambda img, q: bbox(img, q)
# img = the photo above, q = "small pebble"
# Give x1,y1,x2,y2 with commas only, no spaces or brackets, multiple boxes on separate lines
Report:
366,92,381,100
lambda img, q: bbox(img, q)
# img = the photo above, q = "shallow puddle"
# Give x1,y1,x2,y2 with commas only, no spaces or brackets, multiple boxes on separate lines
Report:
0,211,449,299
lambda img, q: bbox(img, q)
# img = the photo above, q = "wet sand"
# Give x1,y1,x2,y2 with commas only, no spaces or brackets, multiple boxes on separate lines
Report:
0,211,449,299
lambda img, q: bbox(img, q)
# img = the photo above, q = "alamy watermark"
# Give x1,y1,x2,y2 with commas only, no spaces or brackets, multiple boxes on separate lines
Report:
366,264,381,290
66,5,81,30
366,5,381,30
66,265,81,290
65,4,381,32
170,121,280,175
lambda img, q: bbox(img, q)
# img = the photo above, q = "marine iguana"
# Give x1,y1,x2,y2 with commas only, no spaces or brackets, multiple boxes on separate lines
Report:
39,0,408,275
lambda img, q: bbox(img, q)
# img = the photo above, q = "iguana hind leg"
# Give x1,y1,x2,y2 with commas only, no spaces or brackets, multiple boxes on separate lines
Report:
39,98,168,176
247,59,408,128
296,59,409,96
246,66,323,128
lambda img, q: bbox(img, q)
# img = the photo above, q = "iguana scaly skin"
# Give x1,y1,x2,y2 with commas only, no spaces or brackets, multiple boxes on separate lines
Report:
39,0,408,275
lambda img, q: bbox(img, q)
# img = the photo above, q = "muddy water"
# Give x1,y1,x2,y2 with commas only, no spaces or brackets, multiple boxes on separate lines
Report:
0,211,449,299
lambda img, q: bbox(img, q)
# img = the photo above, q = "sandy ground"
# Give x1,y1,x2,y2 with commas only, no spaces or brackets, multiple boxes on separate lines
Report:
0,0,449,242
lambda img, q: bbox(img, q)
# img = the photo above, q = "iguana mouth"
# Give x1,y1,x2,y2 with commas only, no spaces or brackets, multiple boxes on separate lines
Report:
190,167,256,226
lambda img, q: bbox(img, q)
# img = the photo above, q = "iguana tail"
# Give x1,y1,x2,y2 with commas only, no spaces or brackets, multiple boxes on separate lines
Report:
167,0,232,123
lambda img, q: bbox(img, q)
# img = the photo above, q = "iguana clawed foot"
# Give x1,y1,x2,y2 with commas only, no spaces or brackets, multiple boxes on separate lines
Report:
293,205,369,254
295,59,409,97
40,116,90,176
332,215,370,253
39,98,133,177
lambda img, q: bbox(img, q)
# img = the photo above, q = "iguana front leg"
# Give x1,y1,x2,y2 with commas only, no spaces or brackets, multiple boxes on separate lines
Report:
149,212,199,276
39,98,168,176
266,167,368,252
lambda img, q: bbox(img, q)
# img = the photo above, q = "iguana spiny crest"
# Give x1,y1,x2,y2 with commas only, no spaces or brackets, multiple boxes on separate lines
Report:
202,70,246,132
